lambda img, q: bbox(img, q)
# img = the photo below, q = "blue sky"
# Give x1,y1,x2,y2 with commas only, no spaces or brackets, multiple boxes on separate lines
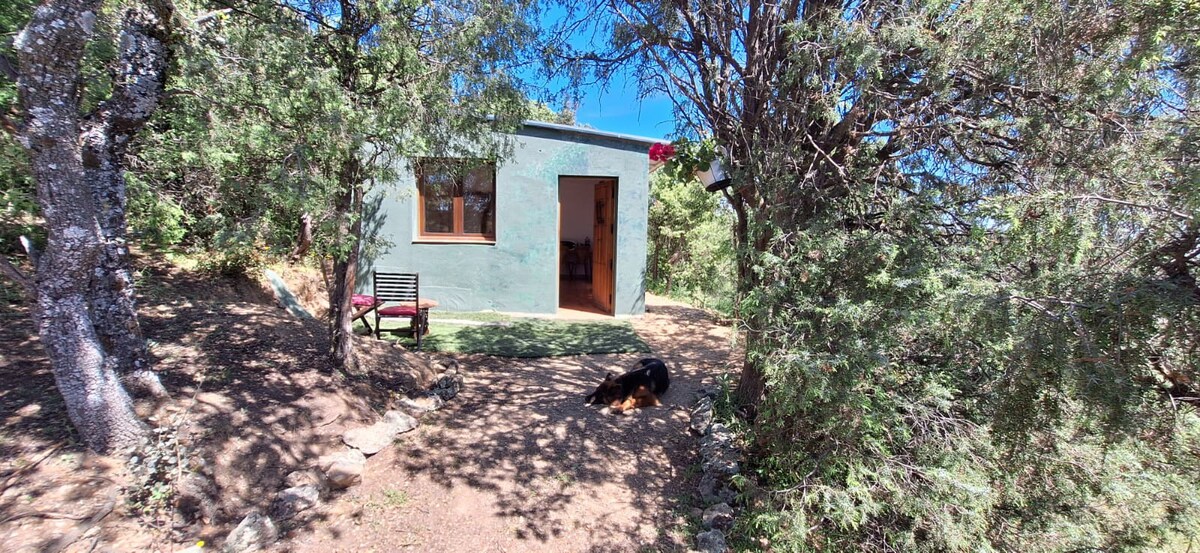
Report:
527,5,676,141
571,84,675,140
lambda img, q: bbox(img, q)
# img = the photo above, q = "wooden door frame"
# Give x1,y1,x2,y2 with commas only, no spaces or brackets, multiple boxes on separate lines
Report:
592,178,617,315
556,175,618,316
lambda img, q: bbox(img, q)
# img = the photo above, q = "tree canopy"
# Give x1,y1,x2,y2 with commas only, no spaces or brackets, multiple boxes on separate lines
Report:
2,0,1198,547
566,0,1200,549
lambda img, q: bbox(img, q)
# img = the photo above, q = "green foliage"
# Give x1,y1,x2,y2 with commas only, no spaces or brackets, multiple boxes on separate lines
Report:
0,137,38,256
0,0,38,257
132,0,538,263
197,227,272,277
661,137,719,174
125,173,190,247
646,170,736,315
525,101,577,125
595,0,1200,550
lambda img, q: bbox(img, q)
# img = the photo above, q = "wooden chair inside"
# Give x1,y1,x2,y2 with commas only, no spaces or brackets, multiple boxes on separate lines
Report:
373,271,427,349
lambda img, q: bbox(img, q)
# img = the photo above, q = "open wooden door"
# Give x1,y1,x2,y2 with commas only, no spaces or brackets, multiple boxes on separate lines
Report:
592,179,616,314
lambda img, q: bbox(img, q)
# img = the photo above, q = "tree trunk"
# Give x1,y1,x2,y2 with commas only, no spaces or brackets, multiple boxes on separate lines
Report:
15,0,152,452
78,1,173,398
289,213,314,263
329,157,363,373
727,180,770,411
729,343,768,412
651,236,660,287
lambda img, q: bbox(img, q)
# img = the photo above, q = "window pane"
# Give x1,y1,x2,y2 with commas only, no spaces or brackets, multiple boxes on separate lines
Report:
462,164,495,236
422,167,456,234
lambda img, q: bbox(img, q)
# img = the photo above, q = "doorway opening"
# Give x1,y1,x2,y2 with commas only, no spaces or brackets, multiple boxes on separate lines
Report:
558,176,616,317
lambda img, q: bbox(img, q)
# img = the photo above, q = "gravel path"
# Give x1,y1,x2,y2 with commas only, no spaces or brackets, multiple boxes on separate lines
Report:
284,294,740,552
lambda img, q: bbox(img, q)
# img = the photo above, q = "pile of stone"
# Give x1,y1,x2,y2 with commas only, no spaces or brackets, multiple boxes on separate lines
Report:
211,360,464,553
689,387,743,553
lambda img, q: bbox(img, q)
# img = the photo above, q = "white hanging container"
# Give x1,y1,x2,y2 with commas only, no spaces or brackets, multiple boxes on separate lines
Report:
696,149,732,192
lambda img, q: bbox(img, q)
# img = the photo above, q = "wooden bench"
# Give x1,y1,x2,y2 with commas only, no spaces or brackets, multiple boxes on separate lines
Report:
372,272,437,350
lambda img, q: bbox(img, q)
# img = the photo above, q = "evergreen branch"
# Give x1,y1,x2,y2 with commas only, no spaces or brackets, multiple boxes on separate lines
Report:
164,88,294,130
1071,195,1194,222
192,8,232,25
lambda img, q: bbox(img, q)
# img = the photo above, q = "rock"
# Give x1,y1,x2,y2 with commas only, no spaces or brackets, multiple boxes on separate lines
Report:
701,450,741,478
695,386,719,400
221,511,278,553
383,409,419,433
270,484,320,520
320,449,366,489
284,469,326,492
702,503,735,530
695,529,728,553
342,410,419,455
399,394,444,413
174,472,219,523
699,427,735,458
342,423,396,455
431,371,464,400
699,473,737,505
690,397,714,435
433,358,460,375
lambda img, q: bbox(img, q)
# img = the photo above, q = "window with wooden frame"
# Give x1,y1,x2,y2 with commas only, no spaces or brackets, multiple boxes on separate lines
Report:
416,158,496,242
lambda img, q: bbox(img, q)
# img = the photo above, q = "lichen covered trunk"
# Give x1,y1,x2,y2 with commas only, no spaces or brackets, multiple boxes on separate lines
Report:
36,246,147,452
329,156,364,373
16,0,148,452
77,2,174,398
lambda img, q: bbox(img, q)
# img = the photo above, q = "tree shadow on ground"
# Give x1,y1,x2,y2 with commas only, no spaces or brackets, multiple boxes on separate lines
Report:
0,253,431,551
363,299,740,551
386,353,705,550
375,318,652,357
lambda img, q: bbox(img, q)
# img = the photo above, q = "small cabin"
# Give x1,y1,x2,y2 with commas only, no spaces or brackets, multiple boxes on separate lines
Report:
360,121,657,317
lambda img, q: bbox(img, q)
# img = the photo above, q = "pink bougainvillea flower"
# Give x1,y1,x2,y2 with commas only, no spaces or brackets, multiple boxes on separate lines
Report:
649,142,676,162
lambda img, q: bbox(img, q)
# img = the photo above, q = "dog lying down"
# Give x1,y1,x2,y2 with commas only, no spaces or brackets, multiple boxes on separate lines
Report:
585,358,670,413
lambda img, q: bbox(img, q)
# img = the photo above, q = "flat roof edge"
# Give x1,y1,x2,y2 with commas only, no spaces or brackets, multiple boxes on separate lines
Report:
521,120,663,146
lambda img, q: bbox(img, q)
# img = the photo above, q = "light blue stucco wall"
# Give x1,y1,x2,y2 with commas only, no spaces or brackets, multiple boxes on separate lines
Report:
360,125,650,316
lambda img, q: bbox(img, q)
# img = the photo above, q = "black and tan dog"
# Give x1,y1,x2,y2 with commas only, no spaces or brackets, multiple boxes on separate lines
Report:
585,358,670,413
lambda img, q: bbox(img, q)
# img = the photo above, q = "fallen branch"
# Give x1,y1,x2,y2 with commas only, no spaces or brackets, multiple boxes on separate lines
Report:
41,488,118,553
0,444,61,493
0,509,93,524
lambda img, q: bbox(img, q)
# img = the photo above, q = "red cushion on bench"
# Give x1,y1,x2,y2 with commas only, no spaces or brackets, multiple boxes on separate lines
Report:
351,294,378,307
377,305,419,317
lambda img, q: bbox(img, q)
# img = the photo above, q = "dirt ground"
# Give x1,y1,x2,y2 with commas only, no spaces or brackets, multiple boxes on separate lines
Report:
0,255,739,552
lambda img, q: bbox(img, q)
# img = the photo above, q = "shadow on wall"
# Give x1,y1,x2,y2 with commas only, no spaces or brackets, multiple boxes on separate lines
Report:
354,191,391,290
633,266,648,315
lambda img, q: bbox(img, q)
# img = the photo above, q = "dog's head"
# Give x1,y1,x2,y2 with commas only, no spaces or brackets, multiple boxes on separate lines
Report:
585,372,623,405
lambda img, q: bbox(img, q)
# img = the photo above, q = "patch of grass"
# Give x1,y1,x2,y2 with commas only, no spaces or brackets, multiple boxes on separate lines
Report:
161,249,202,271
371,318,652,357
428,311,513,323
362,489,410,518
381,489,409,507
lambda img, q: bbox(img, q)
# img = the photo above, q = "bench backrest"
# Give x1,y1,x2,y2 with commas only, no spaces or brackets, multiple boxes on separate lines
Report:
373,272,419,303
